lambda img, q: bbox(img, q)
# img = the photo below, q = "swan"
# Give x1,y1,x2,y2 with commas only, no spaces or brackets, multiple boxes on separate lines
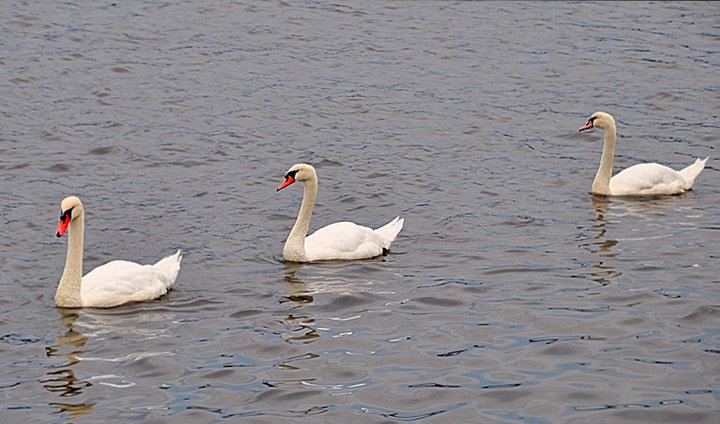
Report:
276,163,404,262
579,111,709,196
54,196,182,308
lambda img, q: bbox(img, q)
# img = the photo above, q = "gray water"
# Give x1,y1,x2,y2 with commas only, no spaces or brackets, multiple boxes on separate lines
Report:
1,1,718,423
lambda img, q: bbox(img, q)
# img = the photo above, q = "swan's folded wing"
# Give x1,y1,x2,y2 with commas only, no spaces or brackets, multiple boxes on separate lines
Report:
81,260,177,307
610,163,687,195
305,222,385,260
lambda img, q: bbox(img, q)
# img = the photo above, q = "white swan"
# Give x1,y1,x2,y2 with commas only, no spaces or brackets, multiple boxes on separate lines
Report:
54,196,182,308
579,111,709,196
276,163,404,262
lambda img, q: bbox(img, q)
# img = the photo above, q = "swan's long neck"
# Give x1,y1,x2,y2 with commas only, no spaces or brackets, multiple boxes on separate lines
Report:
284,177,317,262
592,122,616,195
55,215,84,308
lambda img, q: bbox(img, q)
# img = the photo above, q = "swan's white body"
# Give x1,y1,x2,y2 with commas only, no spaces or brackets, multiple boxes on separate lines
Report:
54,196,182,308
579,111,708,196
277,163,404,262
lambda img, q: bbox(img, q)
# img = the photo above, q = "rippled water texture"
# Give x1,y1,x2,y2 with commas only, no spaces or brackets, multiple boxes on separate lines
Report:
1,1,719,423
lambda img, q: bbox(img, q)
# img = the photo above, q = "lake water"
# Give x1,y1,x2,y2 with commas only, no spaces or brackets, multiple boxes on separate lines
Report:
1,1,718,423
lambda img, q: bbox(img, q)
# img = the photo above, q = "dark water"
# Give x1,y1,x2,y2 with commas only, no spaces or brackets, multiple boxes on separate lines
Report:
1,1,719,423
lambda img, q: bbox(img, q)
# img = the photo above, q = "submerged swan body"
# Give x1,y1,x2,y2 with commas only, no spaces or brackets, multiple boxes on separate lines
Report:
54,196,182,308
277,163,404,262
579,111,708,196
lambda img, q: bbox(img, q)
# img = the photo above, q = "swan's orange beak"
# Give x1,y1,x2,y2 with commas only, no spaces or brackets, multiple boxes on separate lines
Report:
56,214,70,237
579,120,594,132
277,174,295,191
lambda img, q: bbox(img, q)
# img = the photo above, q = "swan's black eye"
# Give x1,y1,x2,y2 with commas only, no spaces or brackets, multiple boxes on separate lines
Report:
286,170,299,179
589,116,597,123
60,207,74,221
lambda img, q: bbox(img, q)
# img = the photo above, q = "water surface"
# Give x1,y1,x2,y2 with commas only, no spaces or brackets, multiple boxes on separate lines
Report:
1,1,718,423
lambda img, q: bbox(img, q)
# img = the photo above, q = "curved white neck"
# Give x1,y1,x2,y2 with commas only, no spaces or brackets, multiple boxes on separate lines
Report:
284,177,317,261
592,122,616,195
56,215,84,307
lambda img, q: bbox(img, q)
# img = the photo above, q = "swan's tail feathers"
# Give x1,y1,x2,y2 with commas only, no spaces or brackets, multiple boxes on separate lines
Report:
374,216,404,249
154,249,183,289
679,157,709,190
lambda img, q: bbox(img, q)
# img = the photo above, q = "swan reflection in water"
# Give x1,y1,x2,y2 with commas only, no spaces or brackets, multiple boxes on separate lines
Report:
580,193,697,287
574,196,622,286
278,260,394,344
280,262,315,306
43,308,95,418
278,263,319,344
44,306,179,418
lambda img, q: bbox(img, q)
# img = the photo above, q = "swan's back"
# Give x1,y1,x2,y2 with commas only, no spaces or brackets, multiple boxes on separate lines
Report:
304,217,404,261
81,250,182,308
610,158,708,196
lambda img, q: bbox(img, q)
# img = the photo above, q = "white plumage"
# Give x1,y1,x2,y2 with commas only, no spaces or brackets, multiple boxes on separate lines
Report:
579,111,708,196
277,163,404,262
54,196,182,308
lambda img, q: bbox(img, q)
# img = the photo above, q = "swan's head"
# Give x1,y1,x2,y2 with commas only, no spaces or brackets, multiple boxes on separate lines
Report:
579,111,615,132
56,196,84,237
277,163,317,191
